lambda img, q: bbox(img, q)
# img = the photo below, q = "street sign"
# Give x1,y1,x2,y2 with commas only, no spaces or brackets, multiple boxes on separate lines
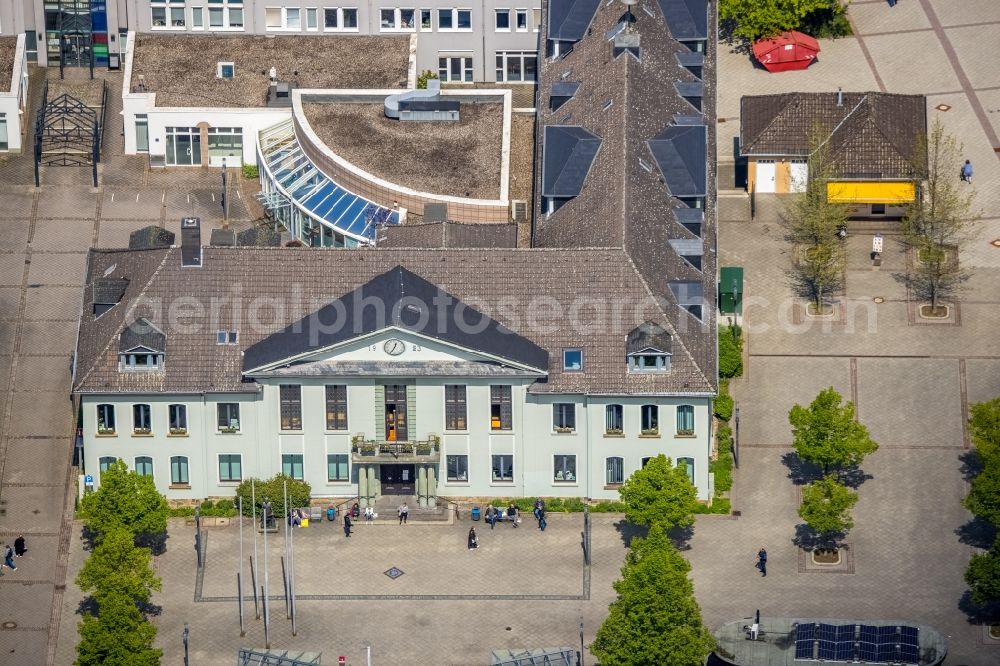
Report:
84,475,94,487
872,234,883,254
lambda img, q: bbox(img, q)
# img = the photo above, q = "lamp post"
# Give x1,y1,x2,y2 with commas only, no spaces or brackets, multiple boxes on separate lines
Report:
182,623,189,666
733,404,741,469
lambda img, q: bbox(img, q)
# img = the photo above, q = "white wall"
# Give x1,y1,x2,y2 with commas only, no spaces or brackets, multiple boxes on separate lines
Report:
0,33,27,153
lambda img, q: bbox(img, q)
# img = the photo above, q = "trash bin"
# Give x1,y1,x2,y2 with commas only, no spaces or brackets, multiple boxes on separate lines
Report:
327,507,336,522
301,518,309,528
471,506,481,521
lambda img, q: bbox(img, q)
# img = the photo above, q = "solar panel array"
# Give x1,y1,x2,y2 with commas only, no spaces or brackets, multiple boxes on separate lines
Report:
794,623,920,664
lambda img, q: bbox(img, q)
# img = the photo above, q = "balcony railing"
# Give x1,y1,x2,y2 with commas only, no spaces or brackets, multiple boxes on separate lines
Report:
351,434,441,463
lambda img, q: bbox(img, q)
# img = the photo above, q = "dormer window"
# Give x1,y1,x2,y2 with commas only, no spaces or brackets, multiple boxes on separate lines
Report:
563,348,583,372
216,330,238,345
121,351,163,371
118,318,166,373
626,322,673,374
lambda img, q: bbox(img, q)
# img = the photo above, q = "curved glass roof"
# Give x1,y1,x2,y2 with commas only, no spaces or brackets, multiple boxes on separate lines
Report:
259,121,400,243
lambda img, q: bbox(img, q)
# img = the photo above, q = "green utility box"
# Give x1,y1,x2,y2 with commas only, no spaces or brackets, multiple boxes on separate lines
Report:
719,266,744,315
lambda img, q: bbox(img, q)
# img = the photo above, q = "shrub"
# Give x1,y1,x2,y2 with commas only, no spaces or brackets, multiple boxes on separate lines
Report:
712,426,734,494
200,500,214,510
801,2,853,39
563,497,586,513
694,498,732,514
416,70,439,89
241,164,259,179
715,381,734,422
168,507,195,518
215,498,235,512
235,475,312,519
591,501,627,513
718,326,743,379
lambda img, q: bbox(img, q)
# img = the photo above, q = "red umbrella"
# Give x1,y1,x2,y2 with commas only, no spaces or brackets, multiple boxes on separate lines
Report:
753,31,821,72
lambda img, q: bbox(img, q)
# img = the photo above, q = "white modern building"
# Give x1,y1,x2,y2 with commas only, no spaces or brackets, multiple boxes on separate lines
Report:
73,227,715,505
0,34,29,153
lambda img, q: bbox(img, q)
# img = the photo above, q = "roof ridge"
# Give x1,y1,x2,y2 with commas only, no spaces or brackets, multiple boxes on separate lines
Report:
813,93,869,156
73,249,173,391
620,251,714,392
742,92,796,152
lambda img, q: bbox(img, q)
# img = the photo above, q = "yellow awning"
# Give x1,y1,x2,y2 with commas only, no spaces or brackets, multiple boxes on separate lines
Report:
827,181,916,204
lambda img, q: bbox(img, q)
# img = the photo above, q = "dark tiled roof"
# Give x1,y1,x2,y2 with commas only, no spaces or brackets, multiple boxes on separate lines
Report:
236,226,283,247
128,225,175,250
548,0,602,41
93,278,130,305
542,126,603,197
380,221,517,249
627,322,672,355
740,92,927,178
210,229,237,247
243,265,550,372
119,317,166,353
648,124,707,197
74,247,714,396
534,0,718,388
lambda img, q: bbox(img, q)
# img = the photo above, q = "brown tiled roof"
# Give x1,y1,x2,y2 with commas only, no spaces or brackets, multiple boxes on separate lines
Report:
533,1,718,388
131,34,411,108
0,37,17,93
740,92,927,178
74,247,714,396
380,221,517,248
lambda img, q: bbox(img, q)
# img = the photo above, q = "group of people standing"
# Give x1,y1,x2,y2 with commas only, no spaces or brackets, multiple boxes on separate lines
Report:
3,535,27,572
469,499,550,551
342,501,409,537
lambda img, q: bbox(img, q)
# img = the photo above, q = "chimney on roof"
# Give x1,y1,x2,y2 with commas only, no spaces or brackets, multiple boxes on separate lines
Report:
837,87,843,107
180,217,202,268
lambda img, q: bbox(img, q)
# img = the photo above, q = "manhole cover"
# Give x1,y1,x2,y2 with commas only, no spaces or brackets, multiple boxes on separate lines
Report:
383,567,404,580
935,104,951,112
1,622,17,630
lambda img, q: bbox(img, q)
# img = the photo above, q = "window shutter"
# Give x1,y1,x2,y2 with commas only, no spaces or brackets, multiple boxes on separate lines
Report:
406,384,417,439
374,385,385,440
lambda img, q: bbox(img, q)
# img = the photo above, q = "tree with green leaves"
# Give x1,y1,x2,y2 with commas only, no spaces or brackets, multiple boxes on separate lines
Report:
619,455,699,530
720,0,833,42
80,460,169,542
235,474,312,520
76,591,162,666
718,325,743,379
783,126,849,311
76,528,161,605
900,118,981,312
798,475,859,543
969,397,1000,463
592,526,715,666
789,387,878,476
964,461,1000,526
965,535,1000,606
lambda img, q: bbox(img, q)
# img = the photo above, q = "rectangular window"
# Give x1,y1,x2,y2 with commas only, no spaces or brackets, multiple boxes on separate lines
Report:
207,128,242,167
563,348,583,371
606,456,624,485
438,56,473,82
437,8,452,29
342,8,358,28
400,8,415,29
229,7,243,28
495,51,537,82
218,454,242,482
380,8,395,29
491,454,513,482
151,7,167,27
553,403,576,431
217,403,240,431
209,7,224,27
447,454,468,482
532,7,541,31
457,9,471,28
515,9,528,31
641,404,659,433
490,385,512,430
324,7,339,28
133,404,152,434
605,404,623,433
628,353,671,373
169,404,187,434
324,385,348,430
420,9,432,29
217,62,235,79
266,6,301,29
678,457,695,484
97,404,116,434
99,456,117,473
444,385,467,430
192,7,204,28
306,7,318,29
495,9,510,31
676,405,695,435
327,454,349,482
279,384,302,430
171,456,189,485
134,114,148,152
554,454,577,482
286,7,301,28
282,453,304,480
135,456,154,477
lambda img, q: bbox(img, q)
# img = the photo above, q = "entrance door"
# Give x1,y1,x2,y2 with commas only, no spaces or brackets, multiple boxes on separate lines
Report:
166,128,202,166
63,34,92,68
384,384,408,442
380,464,415,495
755,160,776,193
789,159,808,193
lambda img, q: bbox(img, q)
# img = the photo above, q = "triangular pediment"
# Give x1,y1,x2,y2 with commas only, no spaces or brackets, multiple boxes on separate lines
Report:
243,266,548,374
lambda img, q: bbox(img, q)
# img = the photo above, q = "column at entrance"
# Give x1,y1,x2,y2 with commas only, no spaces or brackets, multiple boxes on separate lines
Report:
417,466,427,508
357,464,380,506
415,464,439,508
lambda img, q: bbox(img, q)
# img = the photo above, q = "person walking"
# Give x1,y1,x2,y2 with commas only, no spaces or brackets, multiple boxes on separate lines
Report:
398,502,409,525
13,535,26,558
343,513,353,538
757,547,767,577
507,503,519,528
486,504,498,530
468,527,479,551
4,545,15,571
961,159,973,184
538,508,547,532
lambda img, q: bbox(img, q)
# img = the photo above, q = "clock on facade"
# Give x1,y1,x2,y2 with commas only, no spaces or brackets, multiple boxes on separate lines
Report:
383,338,406,356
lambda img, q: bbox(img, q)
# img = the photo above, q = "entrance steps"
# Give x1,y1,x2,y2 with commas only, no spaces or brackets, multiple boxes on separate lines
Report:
369,496,452,523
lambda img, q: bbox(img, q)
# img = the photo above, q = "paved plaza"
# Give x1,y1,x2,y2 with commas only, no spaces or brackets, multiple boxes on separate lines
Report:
1,1,1000,664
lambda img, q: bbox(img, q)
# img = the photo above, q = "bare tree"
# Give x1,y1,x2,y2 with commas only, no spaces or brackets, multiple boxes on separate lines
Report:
899,118,980,313
783,126,849,311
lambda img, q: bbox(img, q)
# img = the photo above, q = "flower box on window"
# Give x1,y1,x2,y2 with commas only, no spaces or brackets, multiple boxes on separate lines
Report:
133,427,152,435
554,426,575,434
604,428,624,436
219,426,239,434
359,444,377,455
169,427,187,435
640,428,660,437
415,443,433,455
97,426,115,435
676,429,695,437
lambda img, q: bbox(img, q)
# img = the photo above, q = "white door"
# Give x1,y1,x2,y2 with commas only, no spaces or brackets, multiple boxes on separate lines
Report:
789,159,808,192
755,160,776,193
